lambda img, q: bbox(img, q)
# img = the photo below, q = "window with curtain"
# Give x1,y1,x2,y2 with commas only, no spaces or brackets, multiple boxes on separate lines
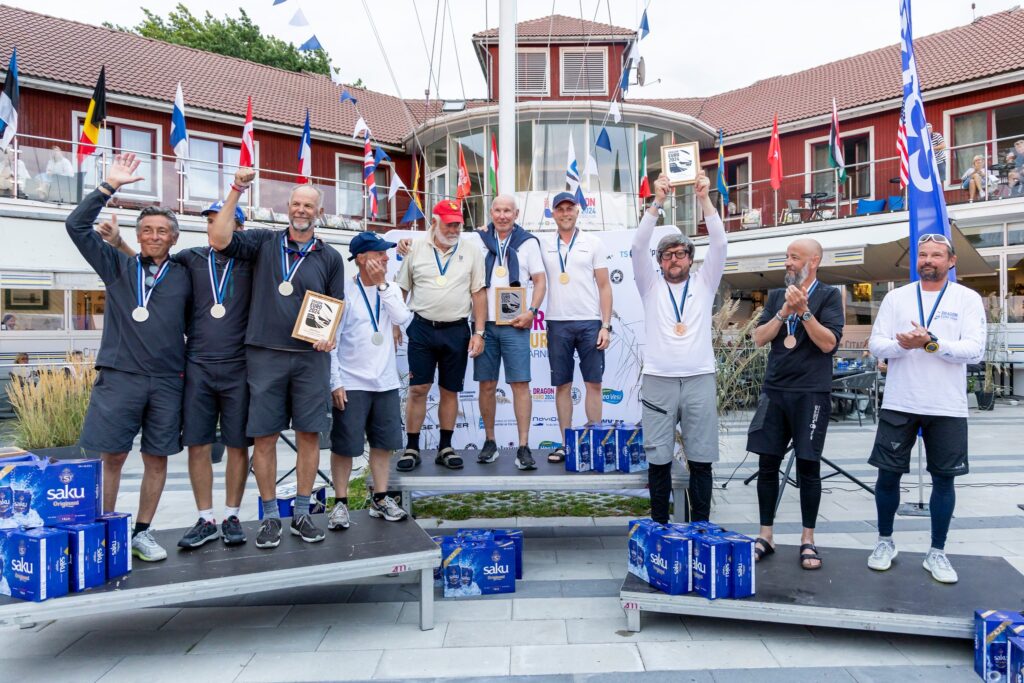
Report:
516,50,549,96
336,158,363,218
952,111,988,180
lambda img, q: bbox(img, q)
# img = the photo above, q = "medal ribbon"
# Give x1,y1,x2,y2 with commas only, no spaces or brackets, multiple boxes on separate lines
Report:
496,234,511,268
916,280,949,329
433,241,459,278
666,278,691,324
207,250,234,306
279,234,315,286
355,277,381,334
557,229,578,275
785,280,819,338
135,258,170,311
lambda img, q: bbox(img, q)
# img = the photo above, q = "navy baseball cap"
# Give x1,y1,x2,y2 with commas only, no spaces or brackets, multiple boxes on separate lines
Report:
348,231,397,261
202,200,246,225
552,191,578,208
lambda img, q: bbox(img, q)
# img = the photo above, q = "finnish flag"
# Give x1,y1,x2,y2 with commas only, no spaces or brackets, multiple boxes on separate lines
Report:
170,82,189,174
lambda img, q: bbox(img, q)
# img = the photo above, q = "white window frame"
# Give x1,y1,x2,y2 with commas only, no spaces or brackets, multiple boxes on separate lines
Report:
942,93,1024,190
184,131,257,206
803,125,875,198
516,48,550,97
334,152,396,226
700,152,753,219
71,112,163,202
559,46,608,97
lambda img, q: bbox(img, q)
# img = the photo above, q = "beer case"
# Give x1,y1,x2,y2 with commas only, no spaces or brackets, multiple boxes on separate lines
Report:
1,527,70,602
590,425,619,473
440,537,516,597
564,425,593,473
1007,631,1024,683
615,423,647,473
0,454,100,528
718,531,756,599
975,609,1024,682
693,533,731,600
97,512,132,580
627,518,692,595
56,521,107,592
258,482,327,519
457,528,524,580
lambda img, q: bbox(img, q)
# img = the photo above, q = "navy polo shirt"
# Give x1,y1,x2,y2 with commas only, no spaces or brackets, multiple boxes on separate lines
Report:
172,247,252,363
65,190,192,376
220,228,345,352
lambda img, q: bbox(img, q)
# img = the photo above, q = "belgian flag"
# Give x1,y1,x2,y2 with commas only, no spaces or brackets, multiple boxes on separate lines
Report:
77,66,106,164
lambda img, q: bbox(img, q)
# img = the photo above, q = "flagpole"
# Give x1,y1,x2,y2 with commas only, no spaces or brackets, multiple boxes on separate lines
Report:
833,168,839,219
773,190,778,227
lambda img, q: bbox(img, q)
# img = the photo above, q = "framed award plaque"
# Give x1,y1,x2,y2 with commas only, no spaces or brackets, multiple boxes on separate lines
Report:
661,141,700,186
495,287,526,326
291,291,345,344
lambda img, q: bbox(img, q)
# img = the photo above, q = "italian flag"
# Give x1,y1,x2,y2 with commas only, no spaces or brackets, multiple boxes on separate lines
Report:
489,134,498,192
828,97,847,184
638,138,651,199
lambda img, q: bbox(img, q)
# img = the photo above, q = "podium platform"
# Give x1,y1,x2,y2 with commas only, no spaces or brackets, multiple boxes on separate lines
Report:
0,511,441,630
620,544,1024,639
389,449,690,522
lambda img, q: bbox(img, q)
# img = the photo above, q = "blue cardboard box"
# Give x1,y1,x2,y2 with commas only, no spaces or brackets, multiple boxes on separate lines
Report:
615,423,647,473
97,512,132,579
1,527,70,602
591,425,618,473
1007,631,1024,683
57,521,107,592
693,533,731,600
975,610,1024,681
564,425,593,473
458,528,524,580
0,529,12,596
258,482,327,519
440,537,516,597
0,455,100,527
718,531,756,599
627,519,692,595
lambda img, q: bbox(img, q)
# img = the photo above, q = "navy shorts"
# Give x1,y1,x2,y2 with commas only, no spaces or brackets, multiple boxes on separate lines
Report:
80,368,184,456
330,389,403,456
746,390,831,462
868,409,969,477
245,346,331,437
473,321,531,383
182,358,252,449
546,319,604,386
406,315,471,392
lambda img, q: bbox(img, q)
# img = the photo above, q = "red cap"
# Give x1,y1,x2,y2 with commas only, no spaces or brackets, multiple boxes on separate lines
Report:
432,199,464,224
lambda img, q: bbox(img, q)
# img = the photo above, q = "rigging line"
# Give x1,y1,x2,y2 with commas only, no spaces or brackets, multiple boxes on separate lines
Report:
414,0,443,104
605,0,638,207
437,0,448,102
445,0,469,103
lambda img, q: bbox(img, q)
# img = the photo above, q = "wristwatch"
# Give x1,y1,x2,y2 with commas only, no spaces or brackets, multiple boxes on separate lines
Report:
601,323,613,332
651,200,663,211
924,333,939,353
377,282,389,292
800,311,813,322
774,312,785,323
474,330,485,338
528,306,539,315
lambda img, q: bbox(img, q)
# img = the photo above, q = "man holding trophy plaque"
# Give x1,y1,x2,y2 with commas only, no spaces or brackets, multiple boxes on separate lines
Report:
209,168,345,549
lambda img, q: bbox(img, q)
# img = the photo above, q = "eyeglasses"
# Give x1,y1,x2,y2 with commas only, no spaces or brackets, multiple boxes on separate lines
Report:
918,233,952,247
660,250,691,261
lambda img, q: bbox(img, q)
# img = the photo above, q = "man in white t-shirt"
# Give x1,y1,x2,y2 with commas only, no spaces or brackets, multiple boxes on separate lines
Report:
473,195,547,470
866,232,986,584
632,172,725,524
327,232,414,530
539,192,612,464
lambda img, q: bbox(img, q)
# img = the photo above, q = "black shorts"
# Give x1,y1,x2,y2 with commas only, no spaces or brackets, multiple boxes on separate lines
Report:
330,389,403,456
80,368,184,456
245,346,332,437
746,390,831,461
182,358,252,449
868,409,969,477
406,315,471,393
546,319,605,386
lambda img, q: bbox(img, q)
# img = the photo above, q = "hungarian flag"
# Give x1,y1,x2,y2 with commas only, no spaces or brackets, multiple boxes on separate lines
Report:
363,131,378,218
77,67,106,164
638,138,651,199
489,134,499,192
828,97,847,184
456,143,471,201
239,96,255,168
297,109,311,183
767,113,783,191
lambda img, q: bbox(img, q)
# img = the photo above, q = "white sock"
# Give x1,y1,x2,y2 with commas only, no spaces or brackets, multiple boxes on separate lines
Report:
929,547,944,555
224,506,240,519
199,508,216,523
879,535,893,544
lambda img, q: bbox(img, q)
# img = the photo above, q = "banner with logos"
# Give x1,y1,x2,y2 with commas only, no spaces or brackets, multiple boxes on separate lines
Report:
512,191,633,233
384,224,678,451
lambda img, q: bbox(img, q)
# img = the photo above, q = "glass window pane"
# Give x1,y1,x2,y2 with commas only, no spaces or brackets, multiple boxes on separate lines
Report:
811,143,834,195
961,223,1004,248
1008,221,1024,246
221,146,241,199
374,166,392,223
189,138,220,200
79,127,113,191
72,290,106,330
952,111,988,180
1006,253,1024,323
337,159,363,218
453,129,486,227
425,139,447,174
516,121,532,191
959,255,1001,322
586,123,635,195
534,123,585,192
119,128,155,195
845,282,890,326
2,289,65,331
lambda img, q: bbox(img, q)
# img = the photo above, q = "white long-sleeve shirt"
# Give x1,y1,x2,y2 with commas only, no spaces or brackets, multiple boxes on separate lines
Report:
330,276,413,392
632,209,727,377
869,281,986,417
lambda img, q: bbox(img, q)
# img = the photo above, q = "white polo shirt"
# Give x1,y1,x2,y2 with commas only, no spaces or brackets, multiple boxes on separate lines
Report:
330,276,413,392
539,228,608,321
479,236,545,322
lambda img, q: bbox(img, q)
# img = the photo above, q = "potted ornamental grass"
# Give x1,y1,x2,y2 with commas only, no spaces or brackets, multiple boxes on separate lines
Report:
6,354,97,458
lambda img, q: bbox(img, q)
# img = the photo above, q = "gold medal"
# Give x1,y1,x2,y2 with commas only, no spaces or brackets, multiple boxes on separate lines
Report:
783,335,797,349
559,272,570,285
435,275,448,287
495,265,508,278
278,281,294,296
673,322,687,336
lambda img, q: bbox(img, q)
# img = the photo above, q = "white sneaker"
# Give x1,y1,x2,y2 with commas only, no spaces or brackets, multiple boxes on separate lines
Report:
327,501,350,530
369,495,409,522
131,529,168,562
923,549,959,584
867,539,897,571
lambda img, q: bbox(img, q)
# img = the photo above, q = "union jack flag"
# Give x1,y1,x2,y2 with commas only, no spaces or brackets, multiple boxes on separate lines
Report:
363,131,378,219
897,102,909,189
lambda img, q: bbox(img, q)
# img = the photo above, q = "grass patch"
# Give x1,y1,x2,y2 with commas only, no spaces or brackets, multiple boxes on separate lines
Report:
328,473,370,510
411,490,653,520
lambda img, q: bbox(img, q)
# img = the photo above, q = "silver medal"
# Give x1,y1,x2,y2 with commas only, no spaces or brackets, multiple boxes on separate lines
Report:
210,303,227,319
371,331,385,346
132,306,150,323
278,281,294,296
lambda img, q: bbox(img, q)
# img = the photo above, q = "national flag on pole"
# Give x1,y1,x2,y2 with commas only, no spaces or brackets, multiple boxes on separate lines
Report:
638,138,651,199
0,49,19,152
297,109,312,183
716,129,729,208
363,131,378,218
401,201,424,224
170,82,189,172
897,102,909,189
412,151,423,210
77,66,107,164
828,98,847,184
456,143,471,201
900,0,953,281
566,136,581,192
239,96,255,168
767,113,783,192
489,133,499,192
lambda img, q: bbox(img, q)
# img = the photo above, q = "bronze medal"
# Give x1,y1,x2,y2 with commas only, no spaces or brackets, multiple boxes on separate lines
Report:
673,322,687,336
783,335,797,349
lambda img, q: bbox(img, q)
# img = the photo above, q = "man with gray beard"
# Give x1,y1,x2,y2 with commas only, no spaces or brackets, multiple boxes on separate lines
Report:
748,238,844,570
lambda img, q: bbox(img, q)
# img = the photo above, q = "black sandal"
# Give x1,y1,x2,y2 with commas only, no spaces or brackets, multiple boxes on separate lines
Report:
799,543,823,570
396,449,420,472
754,537,775,562
435,447,464,470
547,447,566,464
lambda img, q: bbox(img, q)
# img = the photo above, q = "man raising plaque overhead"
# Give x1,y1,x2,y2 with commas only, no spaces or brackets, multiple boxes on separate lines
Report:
66,152,192,563
395,200,486,472
209,168,345,549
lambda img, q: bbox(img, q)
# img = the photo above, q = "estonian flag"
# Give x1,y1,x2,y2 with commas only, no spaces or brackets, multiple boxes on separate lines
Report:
0,49,19,152
78,67,107,164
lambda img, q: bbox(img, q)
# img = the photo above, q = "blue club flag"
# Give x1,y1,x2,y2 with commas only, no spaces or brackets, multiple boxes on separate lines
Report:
595,127,612,152
401,202,425,224
299,34,323,52
0,48,19,151
639,10,650,39
900,0,953,282
340,89,357,105
619,59,631,93
716,129,729,209
169,82,189,172
374,146,391,165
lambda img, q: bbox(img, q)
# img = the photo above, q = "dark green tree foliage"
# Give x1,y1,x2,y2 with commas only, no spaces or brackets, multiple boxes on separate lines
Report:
106,4,332,75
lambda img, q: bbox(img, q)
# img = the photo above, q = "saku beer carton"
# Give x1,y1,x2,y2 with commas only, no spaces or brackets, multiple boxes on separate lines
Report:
57,521,107,592
0,527,70,602
0,454,100,528
976,610,1024,682
97,512,132,580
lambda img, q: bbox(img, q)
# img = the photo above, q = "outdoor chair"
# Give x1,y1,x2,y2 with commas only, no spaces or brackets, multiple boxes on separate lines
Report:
830,370,879,426
887,195,905,211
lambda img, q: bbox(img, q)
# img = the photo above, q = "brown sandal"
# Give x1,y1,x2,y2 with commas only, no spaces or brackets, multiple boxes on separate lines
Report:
799,543,823,570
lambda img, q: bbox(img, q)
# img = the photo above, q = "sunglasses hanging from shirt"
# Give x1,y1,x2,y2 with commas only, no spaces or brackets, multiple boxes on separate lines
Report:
132,259,170,323
666,278,690,336
784,280,819,349
278,234,315,296
433,242,459,287
208,250,234,319
557,229,579,285
355,276,384,346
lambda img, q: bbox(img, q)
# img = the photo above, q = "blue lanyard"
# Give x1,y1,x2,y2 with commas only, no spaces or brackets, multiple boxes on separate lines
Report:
666,278,690,323
433,241,459,277
557,229,578,274
280,234,315,284
207,250,234,305
916,280,949,329
135,258,169,309
497,234,511,267
354,277,381,333
785,280,819,337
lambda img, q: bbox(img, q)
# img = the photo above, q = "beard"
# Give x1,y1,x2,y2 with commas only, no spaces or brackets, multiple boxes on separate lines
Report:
664,265,690,283
290,217,315,232
436,232,460,247
784,264,810,287
919,265,946,282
